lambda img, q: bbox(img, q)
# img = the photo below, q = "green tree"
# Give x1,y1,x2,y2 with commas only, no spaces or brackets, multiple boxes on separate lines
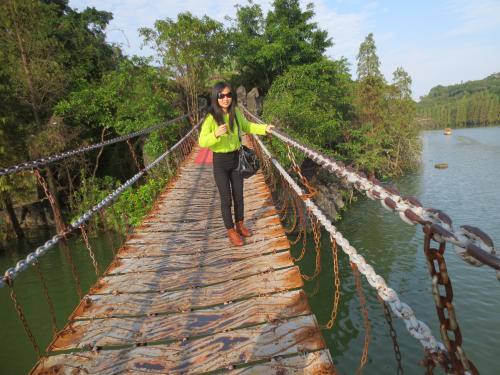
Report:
353,33,387,174
385,67,419,175
231,0,331,92
55,57,181,173
355,33,385,127
263,59,353,152
416,73,500,128
140,12,228,123
0,0,116,127
0,0,118,236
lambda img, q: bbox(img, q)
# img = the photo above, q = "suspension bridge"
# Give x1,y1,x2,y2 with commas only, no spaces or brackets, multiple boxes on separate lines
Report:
1,107,498,374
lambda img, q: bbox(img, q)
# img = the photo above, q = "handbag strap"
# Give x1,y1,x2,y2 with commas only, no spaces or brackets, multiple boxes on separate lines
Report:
234,112,243,149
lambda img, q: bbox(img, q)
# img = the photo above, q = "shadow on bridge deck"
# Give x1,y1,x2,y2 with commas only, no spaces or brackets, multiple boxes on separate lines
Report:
30,146,335,374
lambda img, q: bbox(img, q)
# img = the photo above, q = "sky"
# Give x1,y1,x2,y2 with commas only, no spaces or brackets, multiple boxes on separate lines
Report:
69,0,500,100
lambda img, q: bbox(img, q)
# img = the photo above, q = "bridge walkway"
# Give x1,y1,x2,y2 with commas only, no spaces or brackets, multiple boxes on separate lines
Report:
31,146,335,374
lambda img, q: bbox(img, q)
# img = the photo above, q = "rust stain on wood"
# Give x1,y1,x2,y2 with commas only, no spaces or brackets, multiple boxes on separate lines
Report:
73,267,303,319
50,290,311,351
33,316,328,374
31,145,333,374
228,350,335,374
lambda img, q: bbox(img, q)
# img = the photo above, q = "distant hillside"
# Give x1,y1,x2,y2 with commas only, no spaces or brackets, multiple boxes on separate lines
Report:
416,73,500,129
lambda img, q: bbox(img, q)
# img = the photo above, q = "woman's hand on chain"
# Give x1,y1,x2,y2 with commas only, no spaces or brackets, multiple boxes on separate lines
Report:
215,124,228,137
265,124,275,134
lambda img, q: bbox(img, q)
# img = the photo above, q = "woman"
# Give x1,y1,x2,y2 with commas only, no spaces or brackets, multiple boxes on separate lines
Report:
199,82,274,246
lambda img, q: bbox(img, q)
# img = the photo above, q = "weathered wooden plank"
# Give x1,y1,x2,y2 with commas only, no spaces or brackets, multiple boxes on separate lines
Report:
109,248,288,274
32,315,325,375
50,290,310,351
228,350,335,374
31,146,334,373
117,236,290,258
126,224,285,246
137,214,280,235
91,252,293,293
115,245,288,271
141,204,277,228
73,267,302,319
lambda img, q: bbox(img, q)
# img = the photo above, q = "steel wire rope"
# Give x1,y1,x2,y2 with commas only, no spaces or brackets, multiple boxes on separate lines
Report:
241,106,500,277
0,119,202,288
0,108,205,176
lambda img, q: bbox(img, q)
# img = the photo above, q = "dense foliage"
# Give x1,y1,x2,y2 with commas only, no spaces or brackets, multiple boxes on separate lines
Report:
264,33,419,177
2,0,480,238
140,12,228,122
229,0,331,93
263,59,353,153
416,73,500,129
0,0,187,239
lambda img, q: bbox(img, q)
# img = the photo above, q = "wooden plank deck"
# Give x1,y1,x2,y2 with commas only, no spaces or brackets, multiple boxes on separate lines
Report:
31,147,335,374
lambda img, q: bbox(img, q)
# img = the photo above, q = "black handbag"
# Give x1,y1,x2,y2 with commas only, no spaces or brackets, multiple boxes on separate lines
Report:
234,116,260,179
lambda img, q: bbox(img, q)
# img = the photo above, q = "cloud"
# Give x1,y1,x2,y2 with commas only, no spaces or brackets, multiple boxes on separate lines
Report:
445,0,500,36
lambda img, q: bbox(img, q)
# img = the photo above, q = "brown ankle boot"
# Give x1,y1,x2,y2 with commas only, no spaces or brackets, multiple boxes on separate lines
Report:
236,221,252,237
227,228,244,246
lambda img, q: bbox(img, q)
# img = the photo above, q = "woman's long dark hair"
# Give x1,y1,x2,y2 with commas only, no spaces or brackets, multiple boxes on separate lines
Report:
209,82,238,132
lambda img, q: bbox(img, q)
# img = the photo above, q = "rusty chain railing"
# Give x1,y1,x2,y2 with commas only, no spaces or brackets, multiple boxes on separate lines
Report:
0,114,191,176
1,116,202,362
244,106,489,373
241,106,499,280
250,133,450,369
1,119,201,288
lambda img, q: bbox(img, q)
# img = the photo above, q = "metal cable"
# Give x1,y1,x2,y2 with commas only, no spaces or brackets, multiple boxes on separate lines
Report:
253,133,449,359
241,106,500,278
0,121,202,288
0,113,192,176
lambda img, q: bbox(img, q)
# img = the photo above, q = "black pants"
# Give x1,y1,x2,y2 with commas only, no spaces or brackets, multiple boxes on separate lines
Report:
213,151,244,229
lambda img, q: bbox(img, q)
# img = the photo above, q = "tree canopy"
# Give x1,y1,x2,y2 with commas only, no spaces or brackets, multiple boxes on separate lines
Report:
416,73,500,128
230,0,331,92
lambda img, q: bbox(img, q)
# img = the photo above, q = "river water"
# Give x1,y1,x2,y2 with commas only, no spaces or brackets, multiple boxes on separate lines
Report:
303,126,500,374
1,127,499,374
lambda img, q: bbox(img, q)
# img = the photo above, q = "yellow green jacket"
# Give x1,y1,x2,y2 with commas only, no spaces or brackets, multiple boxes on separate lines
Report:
198,109,267,153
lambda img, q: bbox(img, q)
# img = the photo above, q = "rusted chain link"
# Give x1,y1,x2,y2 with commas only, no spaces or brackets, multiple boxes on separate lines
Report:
350,262,371,375
286,144,317,199
0,113,194,176
80,225,101,277
60,241,83,300
289,198,306,248
300,213,322,281
352,262,371,375
6,278,42,358
34,169,66,234
33,261,58,337
284,193,299,235
241,106,500,276
378,295,403,374
127,139,142,172
423,225,478,374
322,238,341,330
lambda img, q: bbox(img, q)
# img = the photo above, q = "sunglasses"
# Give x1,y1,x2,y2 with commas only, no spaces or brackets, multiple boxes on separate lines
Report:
217,92,233,99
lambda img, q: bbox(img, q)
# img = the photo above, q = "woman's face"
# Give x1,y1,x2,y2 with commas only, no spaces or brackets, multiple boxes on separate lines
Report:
217,87,232,112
